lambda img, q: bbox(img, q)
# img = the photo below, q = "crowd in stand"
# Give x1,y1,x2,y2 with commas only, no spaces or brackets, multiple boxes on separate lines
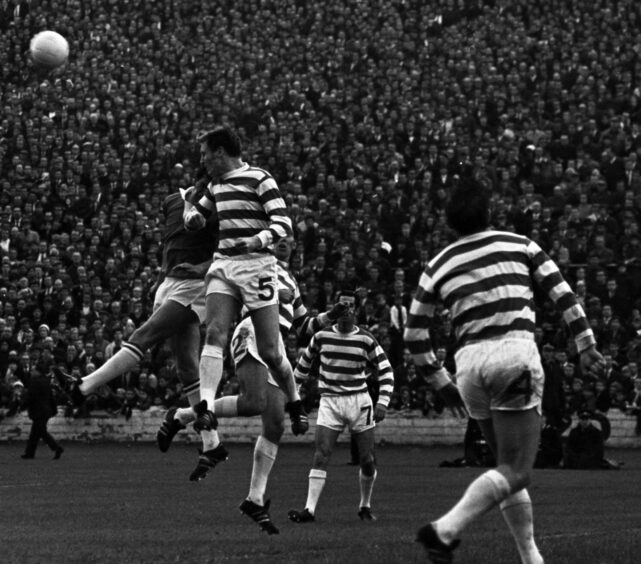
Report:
2,0,641,430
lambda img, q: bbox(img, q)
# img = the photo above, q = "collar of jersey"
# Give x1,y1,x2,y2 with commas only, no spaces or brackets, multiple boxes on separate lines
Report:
219,162,249,181
332,325,359,336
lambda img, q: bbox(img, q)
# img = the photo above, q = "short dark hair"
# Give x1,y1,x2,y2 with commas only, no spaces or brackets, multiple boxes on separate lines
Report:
197,126,242,157
445,177,490,235
337,289,358,306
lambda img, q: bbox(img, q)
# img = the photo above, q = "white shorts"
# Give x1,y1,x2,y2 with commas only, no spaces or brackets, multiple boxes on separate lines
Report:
205,254,278,311
316,391,375,434
230,316,285,387
153,277,206,324
455,338,544,420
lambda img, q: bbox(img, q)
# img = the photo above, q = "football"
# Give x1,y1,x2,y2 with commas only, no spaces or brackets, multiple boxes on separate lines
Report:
29,30,69,69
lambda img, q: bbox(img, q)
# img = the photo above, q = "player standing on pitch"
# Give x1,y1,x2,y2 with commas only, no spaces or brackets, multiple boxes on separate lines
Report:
288,290,394,524
183,126,308,476
405,177,604,563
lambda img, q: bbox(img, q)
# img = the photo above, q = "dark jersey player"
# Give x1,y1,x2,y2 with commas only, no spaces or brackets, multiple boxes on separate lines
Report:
70,179,217,443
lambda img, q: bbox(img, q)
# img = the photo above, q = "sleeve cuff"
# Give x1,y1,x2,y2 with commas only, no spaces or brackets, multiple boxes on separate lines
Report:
257,231,272,249
317,312,331,326
575,333,597,354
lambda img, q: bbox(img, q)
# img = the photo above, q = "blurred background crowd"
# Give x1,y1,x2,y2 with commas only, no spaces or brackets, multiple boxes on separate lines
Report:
2,0,641,436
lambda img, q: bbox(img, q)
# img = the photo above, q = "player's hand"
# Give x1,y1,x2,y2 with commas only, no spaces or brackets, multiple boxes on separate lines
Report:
184,209,206,231
580,345,605,379
233,235,262,253
374,404,387,423
288,400,309,436
327,301,350,321
279,287,294,304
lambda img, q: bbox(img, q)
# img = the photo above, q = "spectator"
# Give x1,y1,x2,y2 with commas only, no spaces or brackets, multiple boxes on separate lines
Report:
563,409,605,470
21,365,64,460
2,0,641,421
541,344,567,428
626,378,641,435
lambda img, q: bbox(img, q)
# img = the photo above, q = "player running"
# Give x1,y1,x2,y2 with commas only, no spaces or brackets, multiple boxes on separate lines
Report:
288,290,394,524
405,178,604,563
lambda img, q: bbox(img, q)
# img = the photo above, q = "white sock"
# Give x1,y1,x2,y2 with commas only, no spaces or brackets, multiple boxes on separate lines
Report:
436,469,511,544
80,343,144,394
359,469,377,508
201,430,219,451
199,344,224,407
174,407,196,425
172,381,201,425
199,344,224,449
213,395,238,417
248,436,278,506
305,468,327,515
500,489,543,564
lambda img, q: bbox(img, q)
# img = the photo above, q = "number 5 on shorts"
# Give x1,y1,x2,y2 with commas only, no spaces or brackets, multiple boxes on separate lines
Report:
257,276,275,301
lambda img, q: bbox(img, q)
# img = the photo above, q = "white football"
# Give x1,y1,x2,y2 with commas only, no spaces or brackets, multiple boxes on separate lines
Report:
30,30,69,69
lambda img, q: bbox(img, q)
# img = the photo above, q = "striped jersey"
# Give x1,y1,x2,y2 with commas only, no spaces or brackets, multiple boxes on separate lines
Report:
161,185,218,278
294,326,394,407
404,230,596,373
194,163,292,259
277,260,329,340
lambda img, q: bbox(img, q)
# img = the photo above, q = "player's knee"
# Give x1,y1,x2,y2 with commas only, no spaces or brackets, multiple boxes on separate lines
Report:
262,417,285,442
256,342,279,365
497,465,531,492
512,470,532,491
359,453,376,476
312,450,331,469
204,323,227,347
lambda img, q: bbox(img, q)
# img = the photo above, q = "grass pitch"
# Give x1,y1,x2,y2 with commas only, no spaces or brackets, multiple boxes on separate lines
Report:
1,441,640,563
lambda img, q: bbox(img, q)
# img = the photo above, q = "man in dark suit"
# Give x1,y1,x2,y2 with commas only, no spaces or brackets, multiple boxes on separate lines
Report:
21,365,64,460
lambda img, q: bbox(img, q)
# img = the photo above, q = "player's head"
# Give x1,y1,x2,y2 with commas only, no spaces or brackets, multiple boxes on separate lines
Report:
274,235,296,262
198,126,242,157
198,126,242,176
337,289,358,308
445,177,490,235
336,289,357,330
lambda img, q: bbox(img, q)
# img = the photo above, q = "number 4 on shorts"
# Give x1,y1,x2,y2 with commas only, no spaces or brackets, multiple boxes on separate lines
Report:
504,369,532,405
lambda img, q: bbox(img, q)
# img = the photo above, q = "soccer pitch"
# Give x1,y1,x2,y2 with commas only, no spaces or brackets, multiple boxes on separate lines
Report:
1,442,640,563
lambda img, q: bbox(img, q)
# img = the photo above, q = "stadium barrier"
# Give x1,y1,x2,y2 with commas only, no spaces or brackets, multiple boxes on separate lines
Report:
1,409,640,447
